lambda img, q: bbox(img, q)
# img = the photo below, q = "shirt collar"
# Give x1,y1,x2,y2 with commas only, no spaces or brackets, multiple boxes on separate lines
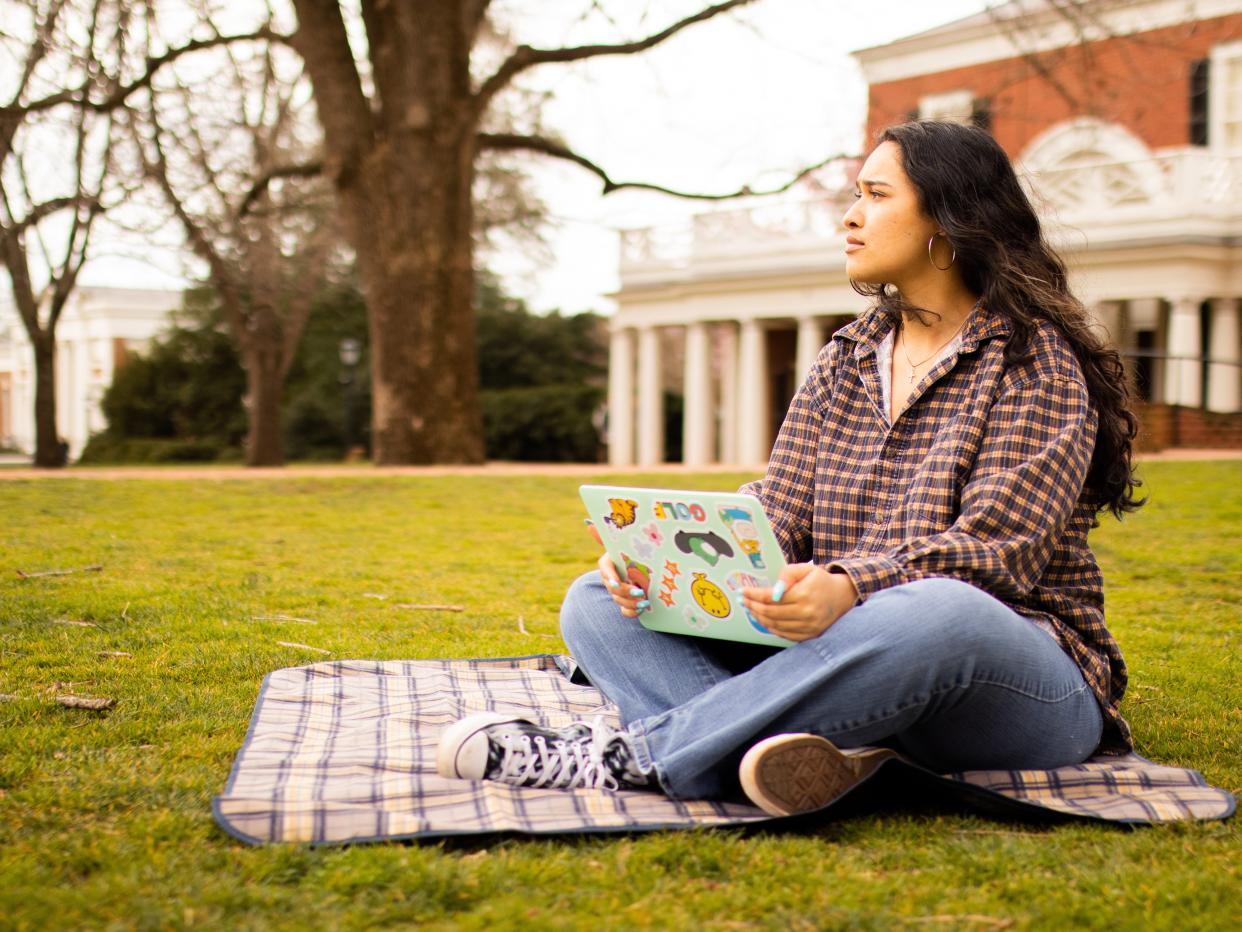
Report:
835,302,1012,359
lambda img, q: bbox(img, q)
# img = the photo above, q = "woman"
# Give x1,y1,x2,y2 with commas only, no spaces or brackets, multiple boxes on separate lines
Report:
437,120,1143,816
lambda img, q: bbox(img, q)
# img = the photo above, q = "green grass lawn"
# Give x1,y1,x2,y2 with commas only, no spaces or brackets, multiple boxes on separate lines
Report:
1,462,1239,930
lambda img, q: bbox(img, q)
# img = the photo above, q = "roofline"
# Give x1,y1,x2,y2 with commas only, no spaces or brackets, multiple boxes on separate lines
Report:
851,0,1242,84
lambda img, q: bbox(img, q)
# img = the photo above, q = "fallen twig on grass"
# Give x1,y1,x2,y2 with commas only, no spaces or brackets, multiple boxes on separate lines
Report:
17,564,103,579
251,614,317,624
516,615,557,639
98,651,132,658
362,592,388,600
276,640,331,655
56,695,116,710
394,603,464,612
0,693,17,702
53,619,97,627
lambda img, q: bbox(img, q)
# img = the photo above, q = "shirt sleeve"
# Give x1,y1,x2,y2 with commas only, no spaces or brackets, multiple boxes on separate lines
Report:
828,373,1097,603
739,342,839,564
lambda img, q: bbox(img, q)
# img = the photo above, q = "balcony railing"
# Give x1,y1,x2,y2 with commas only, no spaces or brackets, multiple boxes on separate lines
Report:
620,146,1242,274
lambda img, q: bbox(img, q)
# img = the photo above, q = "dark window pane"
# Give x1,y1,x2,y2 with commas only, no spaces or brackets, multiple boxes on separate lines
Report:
1190,58,1209,146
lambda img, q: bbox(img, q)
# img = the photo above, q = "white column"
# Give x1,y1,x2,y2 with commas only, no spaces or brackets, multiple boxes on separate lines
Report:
72,334,92,457
1207,297,1241,413
737,317,770,466
636,325,664,466
682,321,714,466
14,342,33,454
1093,301,1123,348
718,323,739,465
607,327,635,466
795,316,825,384
1164,296,1203,407
58,339,76,452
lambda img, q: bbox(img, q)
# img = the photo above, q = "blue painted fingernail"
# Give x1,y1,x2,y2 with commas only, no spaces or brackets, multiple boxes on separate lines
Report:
636,599,650,609
630,587,644,598
608,578,619,589
772,580,786,603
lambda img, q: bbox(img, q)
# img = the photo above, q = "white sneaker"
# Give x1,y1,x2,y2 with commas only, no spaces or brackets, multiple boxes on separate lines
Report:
739,733,869,816
436,712,650,791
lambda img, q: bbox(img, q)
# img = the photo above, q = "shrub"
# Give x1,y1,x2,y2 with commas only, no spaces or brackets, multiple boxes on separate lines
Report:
481,384,605,461
78,436,240,464
100,316,247,447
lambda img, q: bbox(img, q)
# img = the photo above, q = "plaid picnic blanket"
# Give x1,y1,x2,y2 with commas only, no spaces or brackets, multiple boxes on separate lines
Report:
213,654,1235,845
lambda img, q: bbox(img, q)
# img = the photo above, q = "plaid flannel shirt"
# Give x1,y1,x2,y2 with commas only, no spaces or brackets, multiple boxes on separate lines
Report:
743,305,1131,751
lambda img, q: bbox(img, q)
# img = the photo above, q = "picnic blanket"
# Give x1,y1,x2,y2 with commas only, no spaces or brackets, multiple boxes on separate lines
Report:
213,654,1235,845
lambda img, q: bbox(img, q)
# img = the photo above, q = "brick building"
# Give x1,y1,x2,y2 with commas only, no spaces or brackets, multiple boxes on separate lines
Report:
608,0,1242,465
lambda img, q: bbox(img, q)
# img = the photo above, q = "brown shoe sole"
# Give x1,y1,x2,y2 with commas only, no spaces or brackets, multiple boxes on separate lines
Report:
739,734,867,816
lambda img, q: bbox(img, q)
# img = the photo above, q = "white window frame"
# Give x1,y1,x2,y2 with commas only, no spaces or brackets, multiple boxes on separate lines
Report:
1209,39,1242,151
918,89,974,124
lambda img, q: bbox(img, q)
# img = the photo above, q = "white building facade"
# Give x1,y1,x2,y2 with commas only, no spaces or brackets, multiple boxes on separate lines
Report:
607,0,1242,466
0,286,182,459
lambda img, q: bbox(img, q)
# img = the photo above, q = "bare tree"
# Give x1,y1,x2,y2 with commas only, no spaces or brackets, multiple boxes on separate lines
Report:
130,5,334,466
0,0,123,466
286,0,832,464
0,0,286,467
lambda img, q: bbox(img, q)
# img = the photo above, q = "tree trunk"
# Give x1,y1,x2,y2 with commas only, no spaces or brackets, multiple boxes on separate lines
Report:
292,0,485,465
31,330,64,468
241,311,286,467
344,138,483,465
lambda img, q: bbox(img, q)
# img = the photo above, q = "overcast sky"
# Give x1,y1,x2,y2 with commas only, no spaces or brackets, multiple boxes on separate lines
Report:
480,0,993,316
80,0,993,315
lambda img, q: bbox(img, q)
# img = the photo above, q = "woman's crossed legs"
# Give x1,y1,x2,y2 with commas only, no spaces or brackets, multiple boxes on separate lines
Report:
558,571,1103,800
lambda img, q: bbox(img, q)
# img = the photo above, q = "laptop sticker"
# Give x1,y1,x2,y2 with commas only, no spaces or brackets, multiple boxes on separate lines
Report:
605,498,639,530
725,570,773,634
689,572,732,619
674,529,734,566
619,551,652,595
630,533,656,561
657,559,680,607
682,605,710,632
718,505,765,570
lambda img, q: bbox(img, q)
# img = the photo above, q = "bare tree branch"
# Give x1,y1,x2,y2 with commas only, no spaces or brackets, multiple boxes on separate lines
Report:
479,131,848,200
3,195,102,237
987,0,1114,116
139,96,240,329
4,26,292,118
238,161,323,218
5,0,68,116
474,0,756,112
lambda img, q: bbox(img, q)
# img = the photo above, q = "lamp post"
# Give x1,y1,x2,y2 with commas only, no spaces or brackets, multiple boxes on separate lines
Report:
338,337,361,458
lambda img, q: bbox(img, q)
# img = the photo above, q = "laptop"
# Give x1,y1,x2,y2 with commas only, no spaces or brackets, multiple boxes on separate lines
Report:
579,484,793,647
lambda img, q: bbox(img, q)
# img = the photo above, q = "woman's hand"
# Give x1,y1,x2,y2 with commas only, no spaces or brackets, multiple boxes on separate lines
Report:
742,563,859,641
597,551,648,618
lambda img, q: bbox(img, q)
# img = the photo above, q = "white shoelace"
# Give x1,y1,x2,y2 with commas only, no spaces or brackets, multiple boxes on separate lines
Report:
492,717,622,790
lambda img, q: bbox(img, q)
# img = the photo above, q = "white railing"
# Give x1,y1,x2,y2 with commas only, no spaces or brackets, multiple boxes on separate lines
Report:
1022,148,1242,213
620,193,849,270
620,147,1242,274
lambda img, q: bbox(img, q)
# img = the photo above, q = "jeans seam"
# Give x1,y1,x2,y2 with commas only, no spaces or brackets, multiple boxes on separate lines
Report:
966,673,1092,704
810,677,1093,736
690,650,727,695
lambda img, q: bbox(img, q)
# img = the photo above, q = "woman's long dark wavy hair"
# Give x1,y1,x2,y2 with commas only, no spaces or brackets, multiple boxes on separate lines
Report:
854,120,1143,518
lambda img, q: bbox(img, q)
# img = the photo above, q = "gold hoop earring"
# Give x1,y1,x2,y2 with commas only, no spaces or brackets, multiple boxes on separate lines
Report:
928,235,955,271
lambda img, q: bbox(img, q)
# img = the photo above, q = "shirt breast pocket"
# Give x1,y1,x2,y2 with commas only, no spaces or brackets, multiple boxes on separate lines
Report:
901,464,961,534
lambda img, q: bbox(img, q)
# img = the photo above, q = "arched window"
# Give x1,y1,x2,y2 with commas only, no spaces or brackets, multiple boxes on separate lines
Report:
1017,118,1164,212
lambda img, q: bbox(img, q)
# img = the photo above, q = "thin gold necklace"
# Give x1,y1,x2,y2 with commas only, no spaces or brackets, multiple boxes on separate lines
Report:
898,316,969,385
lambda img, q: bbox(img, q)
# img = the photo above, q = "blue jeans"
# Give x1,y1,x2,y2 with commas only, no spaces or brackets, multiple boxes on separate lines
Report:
559,572,1104,800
